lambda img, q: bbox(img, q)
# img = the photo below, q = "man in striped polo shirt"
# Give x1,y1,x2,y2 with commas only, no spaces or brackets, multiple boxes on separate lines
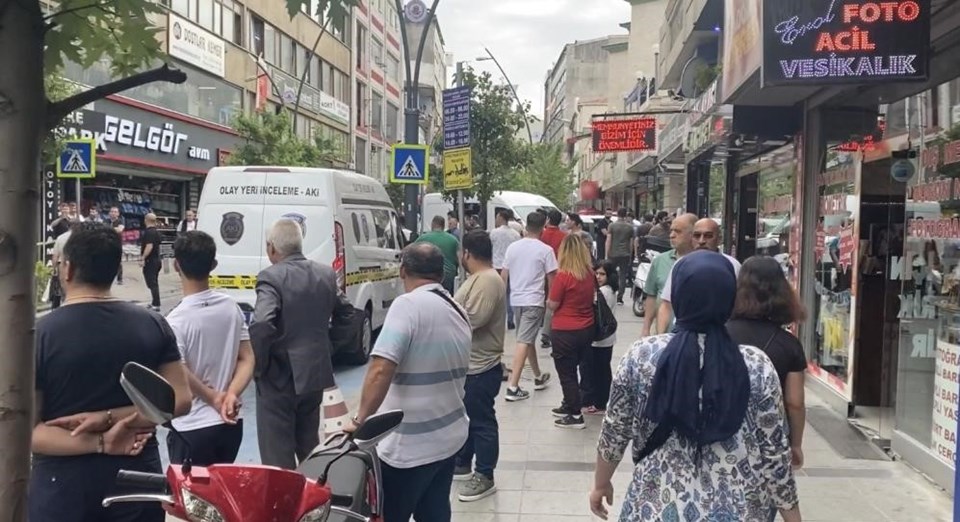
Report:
348,243,472,521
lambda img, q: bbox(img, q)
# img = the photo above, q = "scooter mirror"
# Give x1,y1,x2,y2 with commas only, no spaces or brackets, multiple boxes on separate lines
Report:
353,410,404,450
120,362,176,426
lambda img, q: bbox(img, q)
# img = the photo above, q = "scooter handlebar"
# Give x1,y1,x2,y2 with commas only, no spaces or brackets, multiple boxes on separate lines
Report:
115,470,169,493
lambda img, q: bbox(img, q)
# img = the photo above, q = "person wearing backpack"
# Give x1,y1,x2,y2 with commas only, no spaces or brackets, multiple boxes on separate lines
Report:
580,260,618,416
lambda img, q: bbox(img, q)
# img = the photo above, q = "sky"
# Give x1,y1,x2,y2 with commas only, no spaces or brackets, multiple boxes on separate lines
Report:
431,0,631,116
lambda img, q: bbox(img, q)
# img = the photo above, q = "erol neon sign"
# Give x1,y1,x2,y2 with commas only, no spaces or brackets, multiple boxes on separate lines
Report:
762,0,930,86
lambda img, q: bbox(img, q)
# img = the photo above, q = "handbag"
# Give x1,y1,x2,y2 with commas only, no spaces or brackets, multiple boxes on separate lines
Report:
329,295,364,355
593,279,618,342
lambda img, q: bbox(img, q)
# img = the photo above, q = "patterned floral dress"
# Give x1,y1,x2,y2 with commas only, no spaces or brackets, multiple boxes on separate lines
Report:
598,334,798,522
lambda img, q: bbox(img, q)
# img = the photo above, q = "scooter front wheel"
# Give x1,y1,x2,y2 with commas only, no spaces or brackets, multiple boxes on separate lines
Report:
632,293,644,317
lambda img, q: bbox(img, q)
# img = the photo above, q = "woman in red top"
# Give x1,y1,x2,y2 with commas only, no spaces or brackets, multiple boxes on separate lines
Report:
547,234,597,430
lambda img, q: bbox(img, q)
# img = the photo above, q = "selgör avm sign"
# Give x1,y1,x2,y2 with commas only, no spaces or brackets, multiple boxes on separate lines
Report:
762,0,930,86
592,118,657,153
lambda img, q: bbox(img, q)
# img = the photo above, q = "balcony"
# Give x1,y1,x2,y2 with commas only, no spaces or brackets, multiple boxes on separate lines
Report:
658,0,723,90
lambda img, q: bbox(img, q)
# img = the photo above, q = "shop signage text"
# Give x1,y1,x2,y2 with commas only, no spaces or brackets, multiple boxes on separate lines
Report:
55,99,238,172
167,13,225,78
933,339,959,465
686,116,729,158
762,0,930,86
270,67,351,125
592,119,657,153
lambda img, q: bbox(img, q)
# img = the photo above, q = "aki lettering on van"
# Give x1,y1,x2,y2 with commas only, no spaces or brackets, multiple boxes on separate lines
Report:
218,185,322,197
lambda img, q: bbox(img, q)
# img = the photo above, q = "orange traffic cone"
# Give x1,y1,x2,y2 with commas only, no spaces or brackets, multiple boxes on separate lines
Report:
322,386,350,437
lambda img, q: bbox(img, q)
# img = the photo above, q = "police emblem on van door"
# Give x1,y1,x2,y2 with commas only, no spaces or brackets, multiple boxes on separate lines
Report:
220,212,245,246
281,212,307,238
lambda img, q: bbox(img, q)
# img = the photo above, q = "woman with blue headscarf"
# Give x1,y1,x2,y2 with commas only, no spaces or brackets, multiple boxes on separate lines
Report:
590,251,800,522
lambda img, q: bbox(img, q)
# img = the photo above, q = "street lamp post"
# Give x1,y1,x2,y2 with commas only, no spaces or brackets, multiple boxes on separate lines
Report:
394,0,441,234
477,47,534,144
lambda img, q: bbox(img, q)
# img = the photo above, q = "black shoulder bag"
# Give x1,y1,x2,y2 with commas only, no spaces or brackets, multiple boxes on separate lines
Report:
593,279,618,342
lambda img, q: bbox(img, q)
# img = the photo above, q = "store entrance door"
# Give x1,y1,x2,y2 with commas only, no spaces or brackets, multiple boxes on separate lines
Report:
851,159,906,444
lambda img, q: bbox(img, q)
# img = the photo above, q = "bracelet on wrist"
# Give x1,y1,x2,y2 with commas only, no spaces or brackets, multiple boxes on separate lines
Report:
97,433,105,454
105,409,113,427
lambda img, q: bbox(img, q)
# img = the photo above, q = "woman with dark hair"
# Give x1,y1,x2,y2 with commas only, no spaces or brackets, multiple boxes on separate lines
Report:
580,260,618,415
590,251,799,521
727,255,807,469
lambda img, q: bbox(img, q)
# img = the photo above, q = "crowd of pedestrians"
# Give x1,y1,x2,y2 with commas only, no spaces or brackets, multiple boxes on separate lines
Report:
29,202,808,522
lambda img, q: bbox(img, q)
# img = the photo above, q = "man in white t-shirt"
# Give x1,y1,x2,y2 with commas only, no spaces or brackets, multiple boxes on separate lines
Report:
347,243,471,521
166,231,254,466
657,218,741,333
501,212,556,402
491,210,521,329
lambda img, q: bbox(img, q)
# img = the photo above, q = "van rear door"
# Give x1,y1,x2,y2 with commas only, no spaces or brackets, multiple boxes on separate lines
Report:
197,168,271,308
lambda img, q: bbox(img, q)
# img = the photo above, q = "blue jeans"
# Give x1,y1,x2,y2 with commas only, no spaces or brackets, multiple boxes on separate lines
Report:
456,363,502,479
381,455,455,522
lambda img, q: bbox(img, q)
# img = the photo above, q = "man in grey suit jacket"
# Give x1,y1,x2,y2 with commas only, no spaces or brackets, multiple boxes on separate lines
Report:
250,219,340,469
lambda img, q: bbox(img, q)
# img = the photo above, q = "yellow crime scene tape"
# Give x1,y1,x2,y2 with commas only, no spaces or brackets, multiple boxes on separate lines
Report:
210,267,399,290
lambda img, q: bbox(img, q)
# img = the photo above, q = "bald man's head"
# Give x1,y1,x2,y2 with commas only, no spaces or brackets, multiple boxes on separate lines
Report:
693,218,722,252
144,213,157,226
669,213,698,254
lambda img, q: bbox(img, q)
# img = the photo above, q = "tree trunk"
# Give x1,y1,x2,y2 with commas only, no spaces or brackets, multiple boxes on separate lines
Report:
0,2,45,520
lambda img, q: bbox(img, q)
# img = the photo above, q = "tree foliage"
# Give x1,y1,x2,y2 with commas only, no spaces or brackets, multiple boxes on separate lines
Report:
508,142,577,209
229,111,347,167
42,75,81,165
438,67,528,209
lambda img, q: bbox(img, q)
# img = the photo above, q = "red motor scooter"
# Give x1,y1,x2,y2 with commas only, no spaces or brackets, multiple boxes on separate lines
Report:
103,362,402,522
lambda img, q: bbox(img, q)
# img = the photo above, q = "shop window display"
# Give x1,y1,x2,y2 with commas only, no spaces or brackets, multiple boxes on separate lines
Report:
77,174,185,254
812,157,858,392
897,195,960,464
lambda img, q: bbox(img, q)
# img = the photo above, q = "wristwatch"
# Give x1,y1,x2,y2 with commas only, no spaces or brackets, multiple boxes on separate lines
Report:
351,415,363,427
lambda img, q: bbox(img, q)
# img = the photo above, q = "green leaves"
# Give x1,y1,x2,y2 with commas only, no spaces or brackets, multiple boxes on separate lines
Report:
228,111,347,167
510,142,576,209
44,0,164,76
285,0,358,36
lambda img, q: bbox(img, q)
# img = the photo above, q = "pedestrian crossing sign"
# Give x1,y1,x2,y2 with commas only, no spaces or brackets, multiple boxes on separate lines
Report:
56,139,96,179
390,144,429,185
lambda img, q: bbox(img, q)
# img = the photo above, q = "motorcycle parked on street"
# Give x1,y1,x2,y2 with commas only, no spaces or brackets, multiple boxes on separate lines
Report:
632,236,673,317
103,362,402,522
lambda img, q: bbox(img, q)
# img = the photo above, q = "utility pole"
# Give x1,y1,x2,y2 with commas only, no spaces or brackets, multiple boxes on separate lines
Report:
395,0,441,234
478,47,534,144
455,61,466,285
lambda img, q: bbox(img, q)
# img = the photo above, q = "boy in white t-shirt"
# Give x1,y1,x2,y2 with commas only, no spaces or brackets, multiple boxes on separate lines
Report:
166,231,254,465
500,212,556,402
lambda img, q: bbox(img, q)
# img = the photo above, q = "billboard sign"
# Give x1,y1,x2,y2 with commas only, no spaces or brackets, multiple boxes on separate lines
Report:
591,118,657,153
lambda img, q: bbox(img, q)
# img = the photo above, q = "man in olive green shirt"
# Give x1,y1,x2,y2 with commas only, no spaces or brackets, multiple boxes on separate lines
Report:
453,229,506,501
416,215,460,293
641,213,696,336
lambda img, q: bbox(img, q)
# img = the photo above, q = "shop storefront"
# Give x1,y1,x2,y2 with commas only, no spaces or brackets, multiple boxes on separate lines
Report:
889,133,960,490
48,95,239,251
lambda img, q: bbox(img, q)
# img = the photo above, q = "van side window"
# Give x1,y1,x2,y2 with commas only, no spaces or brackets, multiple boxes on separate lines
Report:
351,213,361,244
372,209,396,250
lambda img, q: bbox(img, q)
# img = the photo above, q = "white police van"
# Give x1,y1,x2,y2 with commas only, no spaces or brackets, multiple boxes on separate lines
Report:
196,166,405,363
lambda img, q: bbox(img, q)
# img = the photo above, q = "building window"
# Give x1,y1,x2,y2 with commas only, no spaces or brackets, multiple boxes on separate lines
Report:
386,103,399,142
385,53,400,80
251,17,264,57
171,0,189,16
356,24,367,71
371,38,384,68
280,34,295,74
342,73,351,105
309,56,321,89
220,0,241,45
355,138,367,173
323,63,334,95
372,92,383,132
198,0,214,31
356,81,365,126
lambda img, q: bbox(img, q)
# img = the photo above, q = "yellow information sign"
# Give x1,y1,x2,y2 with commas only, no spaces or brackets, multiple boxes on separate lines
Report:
443,148,473,190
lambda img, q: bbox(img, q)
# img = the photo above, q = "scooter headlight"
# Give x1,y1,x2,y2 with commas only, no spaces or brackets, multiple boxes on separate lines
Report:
181,488,226,522
297,500,331,522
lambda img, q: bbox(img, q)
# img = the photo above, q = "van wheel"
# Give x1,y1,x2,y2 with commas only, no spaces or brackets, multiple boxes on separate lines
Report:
343,307,373,365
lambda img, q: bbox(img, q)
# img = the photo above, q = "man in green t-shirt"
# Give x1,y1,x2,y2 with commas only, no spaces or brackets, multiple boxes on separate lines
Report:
416,215,460,293
640,213,695,336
